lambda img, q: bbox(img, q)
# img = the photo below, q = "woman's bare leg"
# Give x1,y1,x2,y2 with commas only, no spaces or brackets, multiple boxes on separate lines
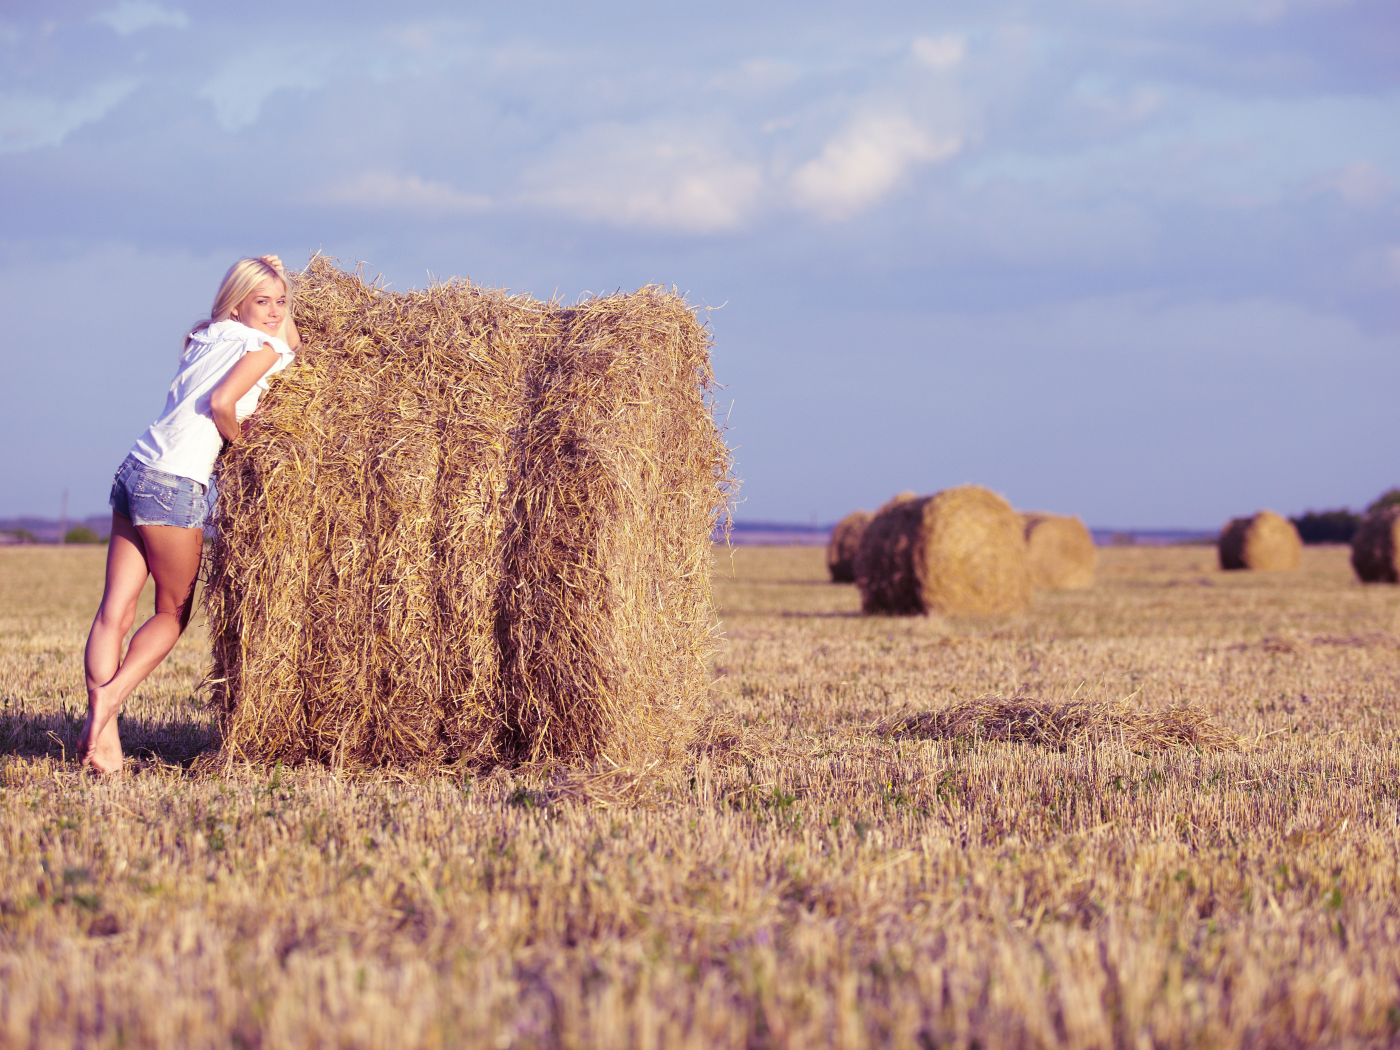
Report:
80,518,202,773
79,513,149,771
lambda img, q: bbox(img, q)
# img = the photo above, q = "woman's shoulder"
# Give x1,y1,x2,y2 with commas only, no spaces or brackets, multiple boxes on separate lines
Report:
205,319,260,341
195,320,291,355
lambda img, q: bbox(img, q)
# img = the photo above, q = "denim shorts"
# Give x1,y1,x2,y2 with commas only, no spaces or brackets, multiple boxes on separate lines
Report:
109,455,209,529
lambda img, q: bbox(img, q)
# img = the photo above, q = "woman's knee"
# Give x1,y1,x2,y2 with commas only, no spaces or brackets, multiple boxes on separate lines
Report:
96,598,139,634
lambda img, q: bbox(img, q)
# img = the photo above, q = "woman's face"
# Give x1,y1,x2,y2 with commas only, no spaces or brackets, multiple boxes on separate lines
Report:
232,277,287,335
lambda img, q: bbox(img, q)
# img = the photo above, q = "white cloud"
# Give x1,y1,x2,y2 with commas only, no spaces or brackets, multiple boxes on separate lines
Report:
913,34,966,71
92,2,188,35
199,47,338,131
1385,247,1400,286
523,125,763,233
0,78,140,154
1330,161,1393,206
790,115,961,220
317,172,491,213
707,58,804,94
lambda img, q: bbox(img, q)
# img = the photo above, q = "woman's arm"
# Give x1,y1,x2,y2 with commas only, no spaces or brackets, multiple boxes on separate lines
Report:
276,312,302,353
209,345,281,442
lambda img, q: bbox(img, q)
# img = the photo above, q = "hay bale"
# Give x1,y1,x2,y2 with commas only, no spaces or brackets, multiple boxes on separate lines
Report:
206,257,730,768
1021,513,1096,590
854,485,1030,616
1351,505,1400,583
826,511,871,582
1217,510,1301,571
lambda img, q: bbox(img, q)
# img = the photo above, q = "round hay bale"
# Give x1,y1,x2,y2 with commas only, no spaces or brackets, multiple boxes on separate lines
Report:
1022,513,1096,590
1351,504,1400,583
1217,510,1301,571
855,485,1030,616
827,510,871,583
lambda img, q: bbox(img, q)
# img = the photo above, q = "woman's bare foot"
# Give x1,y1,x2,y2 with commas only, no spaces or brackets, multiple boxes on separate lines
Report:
77,685,126,773
85,716,124,774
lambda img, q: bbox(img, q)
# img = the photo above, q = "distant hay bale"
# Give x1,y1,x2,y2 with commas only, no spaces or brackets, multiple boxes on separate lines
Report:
881,697,1238,753
1351,505,1400,583
1217,510,1301,571
854,486,1030,616
205,257,731,769
826,511,871,583
1021,513,1096,590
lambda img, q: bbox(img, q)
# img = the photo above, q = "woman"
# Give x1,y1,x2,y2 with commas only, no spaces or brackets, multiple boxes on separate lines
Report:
77,255,300,773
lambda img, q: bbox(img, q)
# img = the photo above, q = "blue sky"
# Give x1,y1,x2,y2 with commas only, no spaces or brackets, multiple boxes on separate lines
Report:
2,0,1397,527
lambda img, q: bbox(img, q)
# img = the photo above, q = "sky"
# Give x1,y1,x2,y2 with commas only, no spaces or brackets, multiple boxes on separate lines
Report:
1,0,1397,528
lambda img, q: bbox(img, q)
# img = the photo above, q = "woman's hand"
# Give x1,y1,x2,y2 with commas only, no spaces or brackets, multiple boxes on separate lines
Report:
277,313,302,352
259,255,301,351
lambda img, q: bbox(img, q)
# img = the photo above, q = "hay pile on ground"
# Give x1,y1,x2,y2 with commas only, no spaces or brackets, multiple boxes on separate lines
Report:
854,486,1030,616
1218,510,1301,571
1021,513,1096,590
826,511,870,582
882,696,1238,753
205,257,730,768
1351,505,1400,583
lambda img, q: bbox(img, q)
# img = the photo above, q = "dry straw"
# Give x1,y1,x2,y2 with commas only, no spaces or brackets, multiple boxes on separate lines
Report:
881,696,1238,753
826,510,870,583
1218,510,1301,571
1021,513,1096,590
205,257,731,769
1351,504,1400,583
855,485,1030,616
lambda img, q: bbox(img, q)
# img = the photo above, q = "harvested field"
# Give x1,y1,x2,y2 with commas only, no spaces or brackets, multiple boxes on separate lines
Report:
3,542,1400,1048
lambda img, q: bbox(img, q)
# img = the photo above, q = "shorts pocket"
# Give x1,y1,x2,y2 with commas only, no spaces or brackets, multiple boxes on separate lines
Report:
134,483,178,512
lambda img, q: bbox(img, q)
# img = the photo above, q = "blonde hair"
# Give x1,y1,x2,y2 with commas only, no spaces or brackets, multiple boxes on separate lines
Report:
184,257,291,350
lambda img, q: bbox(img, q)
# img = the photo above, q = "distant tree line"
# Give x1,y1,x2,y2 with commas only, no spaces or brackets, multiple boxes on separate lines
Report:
1291,488,1400,544
1,526,106,544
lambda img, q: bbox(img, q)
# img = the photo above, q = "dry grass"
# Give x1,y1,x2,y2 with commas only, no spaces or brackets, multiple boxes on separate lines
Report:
880,696,1238,753
3,542,1400,1048
207,258,729,769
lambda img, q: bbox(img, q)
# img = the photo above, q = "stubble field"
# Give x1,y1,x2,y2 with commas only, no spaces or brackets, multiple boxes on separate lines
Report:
1,542,1399,1049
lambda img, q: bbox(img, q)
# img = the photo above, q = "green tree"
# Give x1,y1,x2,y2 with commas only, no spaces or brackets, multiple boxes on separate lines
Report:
63,526,101,544
1366,488,1400,514
1290,510,1360,545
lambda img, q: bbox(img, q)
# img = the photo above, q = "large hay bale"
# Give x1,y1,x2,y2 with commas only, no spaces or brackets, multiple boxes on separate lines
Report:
826,511,870,582
1021,513,1096,590
206,258,730,768
1351,504,1400,583
854,486,1030,616
1217,510,1301,571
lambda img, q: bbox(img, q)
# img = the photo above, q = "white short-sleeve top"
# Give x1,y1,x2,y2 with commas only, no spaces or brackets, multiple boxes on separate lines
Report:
129,320,294,487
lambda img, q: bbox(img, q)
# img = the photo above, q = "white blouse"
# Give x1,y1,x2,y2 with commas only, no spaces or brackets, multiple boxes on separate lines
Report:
129,320,294,487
